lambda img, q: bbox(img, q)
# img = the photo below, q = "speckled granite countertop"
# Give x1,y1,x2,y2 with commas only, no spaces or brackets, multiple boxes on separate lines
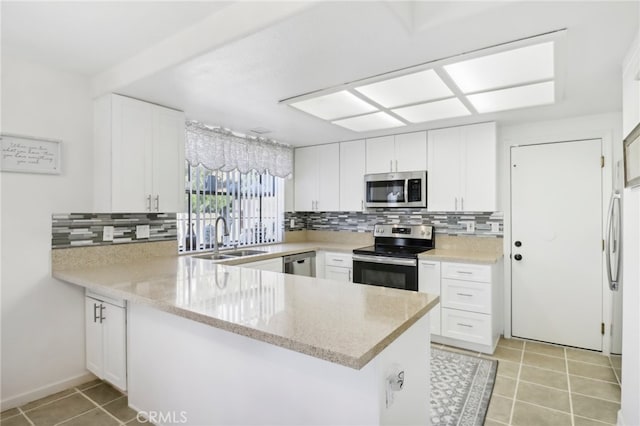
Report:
53,242,439,370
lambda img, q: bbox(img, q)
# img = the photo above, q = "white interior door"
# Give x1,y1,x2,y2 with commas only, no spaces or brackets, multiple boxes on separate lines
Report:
511,139,603,350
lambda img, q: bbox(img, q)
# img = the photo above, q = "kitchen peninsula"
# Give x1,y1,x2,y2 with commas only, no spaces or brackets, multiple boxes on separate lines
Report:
52,242,439,426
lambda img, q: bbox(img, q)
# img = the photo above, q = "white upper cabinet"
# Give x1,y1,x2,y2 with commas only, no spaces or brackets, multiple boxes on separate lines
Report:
395,132,428,172
94,94,185,212
366,132,427,174
427,122,497,212
294,144,340,211
339,139,366,211
623,36,640,136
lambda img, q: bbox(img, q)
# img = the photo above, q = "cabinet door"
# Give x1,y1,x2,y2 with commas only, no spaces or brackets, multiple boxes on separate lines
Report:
85,297,103,378
243,258,283,272
339,140,366,211
152,106,186,213
111,95,153,212
418,261,441,336
427,127,461,211
325,266,352,282
395,131,427,172
294,146,318,211
316,144,340,211
461,123,497,212
366,135,394,173
102,302,127,391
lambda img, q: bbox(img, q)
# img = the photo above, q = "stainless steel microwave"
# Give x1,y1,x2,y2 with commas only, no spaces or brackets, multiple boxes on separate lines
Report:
364,171,427,208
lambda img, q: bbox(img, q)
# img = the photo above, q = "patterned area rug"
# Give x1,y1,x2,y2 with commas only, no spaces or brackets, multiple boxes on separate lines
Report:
431,348,498,426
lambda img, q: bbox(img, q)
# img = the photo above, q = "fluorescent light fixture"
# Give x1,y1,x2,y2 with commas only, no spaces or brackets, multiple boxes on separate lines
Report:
392,98,471,123
467,81,555,113
332,112,405,132
290,90,377,120
444,42,554,93
354,70,453,108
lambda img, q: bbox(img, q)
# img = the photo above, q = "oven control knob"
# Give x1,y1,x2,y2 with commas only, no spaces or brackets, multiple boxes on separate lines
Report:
421,230,426,236
378,229,384,234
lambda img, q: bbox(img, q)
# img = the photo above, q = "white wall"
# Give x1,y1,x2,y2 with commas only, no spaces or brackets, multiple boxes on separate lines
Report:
498,112,623,355
1,55,95,409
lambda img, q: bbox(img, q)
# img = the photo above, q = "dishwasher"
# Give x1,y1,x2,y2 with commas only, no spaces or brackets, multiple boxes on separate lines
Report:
283,251,316,277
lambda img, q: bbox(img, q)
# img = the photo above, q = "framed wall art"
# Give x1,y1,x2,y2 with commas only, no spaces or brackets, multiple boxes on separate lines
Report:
1,133,62,175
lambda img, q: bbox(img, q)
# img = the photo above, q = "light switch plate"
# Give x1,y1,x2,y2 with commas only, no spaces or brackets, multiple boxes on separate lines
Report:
466,221,475,233
102,226,114,241
136,225,150,239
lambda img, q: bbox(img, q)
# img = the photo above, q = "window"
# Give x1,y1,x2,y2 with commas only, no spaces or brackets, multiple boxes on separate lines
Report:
178,163,284,252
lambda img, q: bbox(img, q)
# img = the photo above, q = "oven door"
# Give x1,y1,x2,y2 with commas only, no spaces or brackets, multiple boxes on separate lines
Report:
352,254,418,291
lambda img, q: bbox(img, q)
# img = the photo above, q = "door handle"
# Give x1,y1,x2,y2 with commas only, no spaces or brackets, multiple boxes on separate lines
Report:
514,254,523,261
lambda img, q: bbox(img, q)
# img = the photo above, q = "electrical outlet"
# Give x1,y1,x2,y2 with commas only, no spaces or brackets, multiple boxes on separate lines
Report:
491,222,500,233
290,218,295,228
136,224,150,239
102,226,114,241
466,221,475,233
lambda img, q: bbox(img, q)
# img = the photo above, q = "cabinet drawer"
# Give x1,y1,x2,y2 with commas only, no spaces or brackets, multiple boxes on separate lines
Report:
441,279,491,314
325,265,352,283
442,308,491,345
442,262,491,282
325,252,352,267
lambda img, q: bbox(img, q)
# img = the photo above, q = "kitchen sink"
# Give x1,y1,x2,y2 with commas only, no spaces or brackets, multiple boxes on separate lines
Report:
193,253,236,261
224,249,267,257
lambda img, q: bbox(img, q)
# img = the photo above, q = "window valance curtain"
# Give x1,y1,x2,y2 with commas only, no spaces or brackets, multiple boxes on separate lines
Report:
185,121,293,178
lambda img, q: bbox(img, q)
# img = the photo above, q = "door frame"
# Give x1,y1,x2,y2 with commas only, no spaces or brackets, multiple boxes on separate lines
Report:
501,124,615,354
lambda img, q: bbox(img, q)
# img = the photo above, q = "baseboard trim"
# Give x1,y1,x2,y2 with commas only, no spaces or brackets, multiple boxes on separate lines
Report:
617,408,626,426
1,372,97,411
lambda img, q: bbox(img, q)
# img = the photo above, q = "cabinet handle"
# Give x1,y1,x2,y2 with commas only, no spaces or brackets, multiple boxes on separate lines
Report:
361,200,364,211
461,197,464,211
457,293,473,297
457,271,473,275
146,195,152,211
93,303,100,323
390,160,393,172
348,269,352,282
395,160,398,172
99,304,106,323
457,323,473,328
332,258,344,262
455,197,458,211
155,195,160,211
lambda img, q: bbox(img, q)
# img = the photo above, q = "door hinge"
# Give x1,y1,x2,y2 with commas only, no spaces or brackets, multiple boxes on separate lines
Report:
601,322,605,335
601,156,605,168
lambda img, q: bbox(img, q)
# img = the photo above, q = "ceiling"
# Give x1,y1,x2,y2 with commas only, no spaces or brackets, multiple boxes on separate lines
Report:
2,1,638,146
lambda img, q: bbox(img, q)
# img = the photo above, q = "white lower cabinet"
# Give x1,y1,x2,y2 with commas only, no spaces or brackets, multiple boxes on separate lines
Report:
242,257,283,272
419,259,502,354
418,260,441,336
322,252,352,282
85,290,127,391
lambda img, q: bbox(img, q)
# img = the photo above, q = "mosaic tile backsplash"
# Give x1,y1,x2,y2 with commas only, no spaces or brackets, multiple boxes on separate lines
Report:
285,209,503,237
52,213,177,249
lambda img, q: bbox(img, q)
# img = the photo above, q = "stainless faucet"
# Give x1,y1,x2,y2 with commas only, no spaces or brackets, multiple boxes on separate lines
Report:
213,216,229,254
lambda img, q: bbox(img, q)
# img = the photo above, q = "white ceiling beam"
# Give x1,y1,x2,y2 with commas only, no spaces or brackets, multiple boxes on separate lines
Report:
91,1,317,98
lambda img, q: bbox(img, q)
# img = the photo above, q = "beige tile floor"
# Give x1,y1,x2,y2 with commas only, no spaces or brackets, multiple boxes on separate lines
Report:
2,337,622,426
0,380,145,426
433,337,622,426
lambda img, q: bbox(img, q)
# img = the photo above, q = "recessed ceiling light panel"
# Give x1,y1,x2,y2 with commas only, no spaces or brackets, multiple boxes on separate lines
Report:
332,111,405,132
467,81,555,113
289,90,377,120
355,69,453,108
392,98,471,123
444,42,554,93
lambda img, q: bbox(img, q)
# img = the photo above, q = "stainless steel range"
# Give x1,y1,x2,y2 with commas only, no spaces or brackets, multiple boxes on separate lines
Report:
352,224,435,291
